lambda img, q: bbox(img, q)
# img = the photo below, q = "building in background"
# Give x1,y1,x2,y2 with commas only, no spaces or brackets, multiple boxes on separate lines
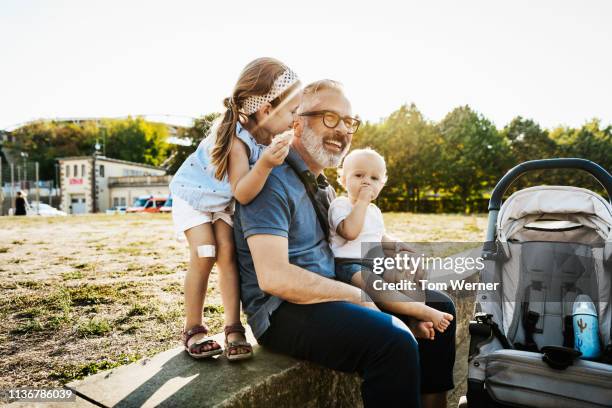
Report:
2,116,188,215
58,156,170,214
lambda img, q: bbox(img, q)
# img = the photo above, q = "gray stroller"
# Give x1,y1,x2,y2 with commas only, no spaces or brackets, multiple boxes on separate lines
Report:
459,159,612,408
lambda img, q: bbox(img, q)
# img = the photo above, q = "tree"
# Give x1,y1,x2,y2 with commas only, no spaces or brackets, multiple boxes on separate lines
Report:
6,121,98,180
340,104,447,211
6,117,173,180
437,106,509,211
549,119,612,193
101,117,170,167
5,107,609,212
165,113,220,174
374,104,440,211
501,116,557,189
503,116,556,163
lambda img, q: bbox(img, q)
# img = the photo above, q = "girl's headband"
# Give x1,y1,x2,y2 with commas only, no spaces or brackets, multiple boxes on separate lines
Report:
240,69,299,115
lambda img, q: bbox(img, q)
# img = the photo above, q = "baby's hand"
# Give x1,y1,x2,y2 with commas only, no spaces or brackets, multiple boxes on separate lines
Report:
260,138,290,169
357,185,375,203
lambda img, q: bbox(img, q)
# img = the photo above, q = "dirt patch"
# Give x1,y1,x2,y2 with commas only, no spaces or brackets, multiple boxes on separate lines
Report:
0,214,224,393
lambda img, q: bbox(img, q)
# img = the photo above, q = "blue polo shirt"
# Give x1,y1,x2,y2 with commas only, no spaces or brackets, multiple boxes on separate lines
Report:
233,149,336,339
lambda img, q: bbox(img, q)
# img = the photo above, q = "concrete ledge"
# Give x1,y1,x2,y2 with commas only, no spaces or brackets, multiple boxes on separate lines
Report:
6,285,474,408
65,328,362,408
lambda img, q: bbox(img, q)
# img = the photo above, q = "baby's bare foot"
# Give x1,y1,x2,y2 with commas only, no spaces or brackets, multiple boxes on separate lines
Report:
426,309,454,333
409,320,435,340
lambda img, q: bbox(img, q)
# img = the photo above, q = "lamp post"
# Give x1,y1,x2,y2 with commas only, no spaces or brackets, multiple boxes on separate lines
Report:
10,163,15,214
20,152,28,190
92,141,100,213
101,126,107,157
0,156,3,215
54,161,59,196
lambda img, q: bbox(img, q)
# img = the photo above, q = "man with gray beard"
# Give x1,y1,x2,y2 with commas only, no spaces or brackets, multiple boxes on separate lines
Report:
233,80,456,408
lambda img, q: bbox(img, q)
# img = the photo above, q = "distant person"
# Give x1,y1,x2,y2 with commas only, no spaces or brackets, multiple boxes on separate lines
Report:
169,57,301,361
15,191,29,216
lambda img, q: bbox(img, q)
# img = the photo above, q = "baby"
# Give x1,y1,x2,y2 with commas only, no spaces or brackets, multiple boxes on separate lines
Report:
328,148,453,339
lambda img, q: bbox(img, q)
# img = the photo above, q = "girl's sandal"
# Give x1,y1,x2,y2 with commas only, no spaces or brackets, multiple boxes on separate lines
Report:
182,324,223,359
224,323,253,362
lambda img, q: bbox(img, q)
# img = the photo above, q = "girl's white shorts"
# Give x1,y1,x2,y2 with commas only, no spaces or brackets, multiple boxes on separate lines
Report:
172,195,233,240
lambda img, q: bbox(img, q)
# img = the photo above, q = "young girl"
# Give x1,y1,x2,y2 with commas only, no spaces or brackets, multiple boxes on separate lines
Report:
170,57,301,360
329,148,453,340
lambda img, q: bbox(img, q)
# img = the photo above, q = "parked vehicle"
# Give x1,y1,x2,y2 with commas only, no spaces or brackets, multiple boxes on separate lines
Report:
27,202,68,217
126,196,168,213
160,197,172,213
105,206,127,215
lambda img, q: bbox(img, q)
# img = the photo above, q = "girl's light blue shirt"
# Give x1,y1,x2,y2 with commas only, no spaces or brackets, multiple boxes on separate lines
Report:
169,122,265,212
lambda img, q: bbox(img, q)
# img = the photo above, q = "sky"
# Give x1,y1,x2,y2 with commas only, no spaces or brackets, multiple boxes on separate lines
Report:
1,0,611,131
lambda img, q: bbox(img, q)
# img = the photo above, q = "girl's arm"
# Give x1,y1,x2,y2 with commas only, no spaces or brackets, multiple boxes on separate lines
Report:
228,137,290,205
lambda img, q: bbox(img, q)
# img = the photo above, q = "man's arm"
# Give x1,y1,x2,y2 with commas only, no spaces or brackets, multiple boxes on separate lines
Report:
247,233,377,309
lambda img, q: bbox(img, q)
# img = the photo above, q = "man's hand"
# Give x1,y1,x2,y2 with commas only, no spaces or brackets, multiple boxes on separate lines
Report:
382,240,417,257
260,138,290,169
396,243,427,283
381,239,426,283
357,291,381,312
395,242,416,253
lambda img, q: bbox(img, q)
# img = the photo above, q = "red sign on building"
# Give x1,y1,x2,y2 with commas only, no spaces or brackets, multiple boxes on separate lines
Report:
69,178,84,185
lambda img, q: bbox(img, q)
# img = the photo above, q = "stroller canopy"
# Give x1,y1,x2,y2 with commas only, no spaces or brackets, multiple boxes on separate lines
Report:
498,185,612,246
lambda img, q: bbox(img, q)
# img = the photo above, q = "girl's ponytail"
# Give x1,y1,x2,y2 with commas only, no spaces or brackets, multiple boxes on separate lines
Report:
211,97,241,180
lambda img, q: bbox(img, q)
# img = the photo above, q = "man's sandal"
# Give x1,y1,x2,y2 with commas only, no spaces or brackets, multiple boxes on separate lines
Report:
182,324,223,359
224,324,253,362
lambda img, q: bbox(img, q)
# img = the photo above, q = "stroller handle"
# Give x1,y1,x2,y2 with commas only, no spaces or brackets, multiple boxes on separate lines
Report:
489,158,612,211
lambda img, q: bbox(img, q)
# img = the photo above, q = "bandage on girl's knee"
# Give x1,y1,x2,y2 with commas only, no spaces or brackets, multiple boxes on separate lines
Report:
197,245,216,258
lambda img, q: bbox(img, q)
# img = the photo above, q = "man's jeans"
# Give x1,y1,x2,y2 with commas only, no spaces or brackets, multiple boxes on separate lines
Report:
258,290,456,408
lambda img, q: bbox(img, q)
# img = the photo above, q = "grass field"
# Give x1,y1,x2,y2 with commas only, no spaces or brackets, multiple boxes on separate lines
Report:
0,212,486,393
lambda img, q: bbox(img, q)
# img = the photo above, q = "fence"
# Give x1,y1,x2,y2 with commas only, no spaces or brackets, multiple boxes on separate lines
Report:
0,157,61,216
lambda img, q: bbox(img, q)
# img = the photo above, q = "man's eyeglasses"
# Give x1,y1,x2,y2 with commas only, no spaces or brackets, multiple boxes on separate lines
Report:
299,110,361,134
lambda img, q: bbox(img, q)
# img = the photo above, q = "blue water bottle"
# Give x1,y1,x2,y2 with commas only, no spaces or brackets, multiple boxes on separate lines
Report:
573,294,601,360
